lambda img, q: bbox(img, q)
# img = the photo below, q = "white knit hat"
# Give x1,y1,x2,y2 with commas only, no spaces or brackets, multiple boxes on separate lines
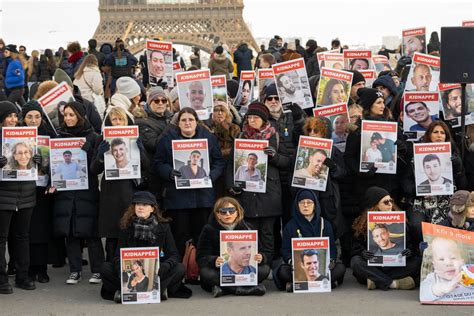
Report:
116,77,141,99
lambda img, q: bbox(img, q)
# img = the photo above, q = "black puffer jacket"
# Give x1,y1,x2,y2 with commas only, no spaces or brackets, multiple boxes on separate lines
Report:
233,43,253,77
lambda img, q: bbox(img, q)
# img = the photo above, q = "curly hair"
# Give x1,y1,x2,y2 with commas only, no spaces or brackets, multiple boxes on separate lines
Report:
352,203,401,240
303,116,328,137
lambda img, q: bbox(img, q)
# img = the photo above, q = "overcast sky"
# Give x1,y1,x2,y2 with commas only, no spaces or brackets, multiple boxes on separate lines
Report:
1,0,473,52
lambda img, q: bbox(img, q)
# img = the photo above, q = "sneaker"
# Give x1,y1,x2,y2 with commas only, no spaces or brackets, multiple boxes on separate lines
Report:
89,273,102,284
394,276,415,290
66,272,81,284
212,285,223,298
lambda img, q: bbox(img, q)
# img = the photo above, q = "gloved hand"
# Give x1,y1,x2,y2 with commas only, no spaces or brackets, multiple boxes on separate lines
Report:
81,141,92,153
329,259,336,270
401,249,412,258
361,250,374,260
323,157,336,169
136,137,145,152
97,140,110,158
367,165,378,176
32,154,42,165
264,146,276,157
288,103,304,122
0,155,8,168
156,78,168,90
169,169,182,181
229,185,243,195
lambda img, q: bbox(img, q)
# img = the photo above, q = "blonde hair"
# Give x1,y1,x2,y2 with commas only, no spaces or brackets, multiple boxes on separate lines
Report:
27,50,39,78
34,81,58,100
74,54,98,79
107,107,128,125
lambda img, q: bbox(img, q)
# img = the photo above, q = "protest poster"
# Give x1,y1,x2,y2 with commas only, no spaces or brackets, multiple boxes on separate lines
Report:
120,247,160,304
292,136,333,191
172,139,211,189
439,83,474,128
103,126,141,180
316,67,353,107
37,81,74,131
318,52,344,70
420,222,474,305
220,230,258,287
291,237,331,293
462,20,474,27
146,40,173,88
343,50,374,71
233,139,268,193
414,142,453,196
373,55,392,75
211,75,228,103
176,69,213,120
317,51,326,69
359,70,376,87
235,70,255,115
405,52,440,93
402,27,427,57
403,92,440,140
50,137,88,191
360,120,397,174
313,103,349,152
272,58,313,110
36,136,50,187
173,61,183,75
257,68,275,102
367,211,406,267
1,127,37,181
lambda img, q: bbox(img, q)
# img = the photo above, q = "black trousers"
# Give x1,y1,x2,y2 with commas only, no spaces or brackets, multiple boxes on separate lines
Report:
245,217,276,262
407,211,426,255
351,255,421,290
277,262,346,289
168,208,210,258
66,236,104,273
199,264,271,293
6,87,25,107
105,238,118,263
0,208,33,283
29,243,48,275
100,260,186,301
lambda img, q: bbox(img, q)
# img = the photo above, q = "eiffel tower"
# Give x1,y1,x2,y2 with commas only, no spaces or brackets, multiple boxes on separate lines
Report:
93,0,258,54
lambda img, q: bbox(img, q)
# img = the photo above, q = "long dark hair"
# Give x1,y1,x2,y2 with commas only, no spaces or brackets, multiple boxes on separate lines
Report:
120,204,168,229
423,120,453,143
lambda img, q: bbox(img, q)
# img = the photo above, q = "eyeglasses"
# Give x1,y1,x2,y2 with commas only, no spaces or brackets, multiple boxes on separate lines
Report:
381,199,394,206
152,98,167,104
213,108,225,113
306,128,319,134
266,96,279,102
217,207,237,215
298,200,314,206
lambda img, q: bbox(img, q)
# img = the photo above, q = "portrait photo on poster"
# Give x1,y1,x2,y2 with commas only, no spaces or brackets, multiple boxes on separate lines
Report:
1,127,38,181
404,53,440,92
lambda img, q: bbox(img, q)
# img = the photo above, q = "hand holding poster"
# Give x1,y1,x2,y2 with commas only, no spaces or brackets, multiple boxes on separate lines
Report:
316,67,353,107
403,92,440,140
439,83,474,127
414,142,453,196
272,58,313,109
367,211,406,267
211,75,228,103
292,136,333,191
50,137,88,191
37,82,74,131
233,139,268,193
2,127,38,181
235,71,255,115
36,136,50,187
220,230,258,287
172,139,211,189
103,126,141,180
360,120,398,174
146,40,173,88
313,103,349,152
120,247,160,304
176,69,213,120
420,223,474,305
291,237,331,293
373,55,392,75
402,27,427,57
405,52,440,92
343,50,374,71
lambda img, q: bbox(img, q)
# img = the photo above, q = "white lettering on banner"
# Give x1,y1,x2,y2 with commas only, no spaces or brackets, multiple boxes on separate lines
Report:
237,143,265,149
176,143,205,149
40,85,68,105
373,215,401,221
178,73,207,81
317,106,343,116
275,62,301,72
52,142,80,148
123,251,157,258
296,241,325,247
224,234,254,240
4,130,35,137
107,129,135,136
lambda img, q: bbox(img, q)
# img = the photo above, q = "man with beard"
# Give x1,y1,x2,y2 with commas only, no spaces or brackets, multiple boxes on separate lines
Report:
371,224,404,256
405,101,437,131
276,73,305,107
442,88,463,120
403,35,426,57
221,241,256,275
178,150,207,179
110,138,131,169
234,153,261,181
294,148,328,180
299,249,328,282
186,81,207,111
410,63,432,91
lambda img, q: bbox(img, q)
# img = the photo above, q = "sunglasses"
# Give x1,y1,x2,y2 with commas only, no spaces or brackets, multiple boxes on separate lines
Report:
152,98,167,104
217,207,237,215
266,96,279,101
381,199,394,206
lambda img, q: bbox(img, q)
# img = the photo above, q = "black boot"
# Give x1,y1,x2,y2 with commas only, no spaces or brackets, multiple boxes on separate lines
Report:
0,282,13,294
15,279,36,290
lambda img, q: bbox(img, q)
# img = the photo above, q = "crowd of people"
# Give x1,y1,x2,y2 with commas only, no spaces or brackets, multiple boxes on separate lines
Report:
0,32,473,305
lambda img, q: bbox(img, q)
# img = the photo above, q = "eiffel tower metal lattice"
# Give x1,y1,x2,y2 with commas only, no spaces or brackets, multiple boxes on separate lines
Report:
93,0,258,54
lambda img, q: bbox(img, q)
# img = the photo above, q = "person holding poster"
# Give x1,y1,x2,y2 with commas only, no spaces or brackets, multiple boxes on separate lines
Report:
100,191,191,303
275,189,346,292
197,197,270,297
51,101,105,285
153,108,225,256
351,187,421,290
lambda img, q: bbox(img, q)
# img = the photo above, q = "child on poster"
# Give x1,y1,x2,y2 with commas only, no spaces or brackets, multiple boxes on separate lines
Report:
176,70,214,120
2,127,38,181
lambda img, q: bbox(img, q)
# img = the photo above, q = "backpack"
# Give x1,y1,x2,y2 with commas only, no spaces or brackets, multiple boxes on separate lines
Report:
182,239,200,284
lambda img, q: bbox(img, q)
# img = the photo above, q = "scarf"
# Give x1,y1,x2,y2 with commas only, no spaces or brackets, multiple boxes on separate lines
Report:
133,215,158,242
241,121,276,140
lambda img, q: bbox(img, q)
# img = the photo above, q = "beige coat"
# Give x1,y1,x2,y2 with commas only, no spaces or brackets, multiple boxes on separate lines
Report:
73,66,103,103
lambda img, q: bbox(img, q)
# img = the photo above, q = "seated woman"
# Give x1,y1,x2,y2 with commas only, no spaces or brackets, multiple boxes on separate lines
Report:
100,191,192,302
196,197,271,297
350,186,421,290
275,189,346,291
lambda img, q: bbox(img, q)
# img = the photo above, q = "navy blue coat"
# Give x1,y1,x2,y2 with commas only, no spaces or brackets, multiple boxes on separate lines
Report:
233,43,253,77
153,125,225,210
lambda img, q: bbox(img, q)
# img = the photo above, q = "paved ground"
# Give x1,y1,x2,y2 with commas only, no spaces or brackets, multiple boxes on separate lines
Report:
3,264,472,316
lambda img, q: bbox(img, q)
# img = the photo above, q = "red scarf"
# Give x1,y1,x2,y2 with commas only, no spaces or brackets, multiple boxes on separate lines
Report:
242,121,276,140
68,51,84,64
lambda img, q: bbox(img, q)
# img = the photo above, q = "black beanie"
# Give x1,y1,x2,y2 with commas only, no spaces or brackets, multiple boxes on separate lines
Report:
357,88,384,111
227,79,239,99
21,100,43,119
348,70,365,87
131,191,157,206
0,101,19,123
263,83,278,99
215,45,224,55
363,186,390,209
65,101,86,119
297,189,316,204
246,102,269,122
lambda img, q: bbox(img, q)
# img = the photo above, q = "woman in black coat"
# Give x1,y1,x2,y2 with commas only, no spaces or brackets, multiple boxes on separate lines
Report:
100,191,191,302
52,101,105,285
0,101,41,293
196,196,270,297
